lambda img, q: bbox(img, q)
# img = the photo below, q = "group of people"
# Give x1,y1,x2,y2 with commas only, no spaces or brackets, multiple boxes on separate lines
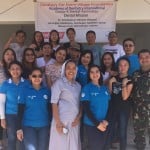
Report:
0,28,149,150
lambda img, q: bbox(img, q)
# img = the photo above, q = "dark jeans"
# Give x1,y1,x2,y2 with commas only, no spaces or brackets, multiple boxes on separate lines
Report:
110,109,130,150
6,114,24,150
85,124,107,150
23,126,49,150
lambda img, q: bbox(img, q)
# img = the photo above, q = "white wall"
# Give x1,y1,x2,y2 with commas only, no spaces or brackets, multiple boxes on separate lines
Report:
0,0,150,23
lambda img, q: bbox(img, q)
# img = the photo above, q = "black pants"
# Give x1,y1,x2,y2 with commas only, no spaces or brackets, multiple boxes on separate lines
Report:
85,124,107,150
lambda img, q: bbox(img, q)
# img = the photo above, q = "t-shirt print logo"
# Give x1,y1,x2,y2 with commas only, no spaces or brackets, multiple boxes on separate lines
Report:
91,93,99,96
43,94,48,100
81,93,85,98
28,96,36,100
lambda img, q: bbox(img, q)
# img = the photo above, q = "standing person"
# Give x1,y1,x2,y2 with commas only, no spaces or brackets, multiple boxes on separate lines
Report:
108,57,133,150
122,38,140,75
49,30,60,52
0,61,29,150
102,31,125,62
49,60,82,150
132,49,150,150
17,68,51,150
1,48,17,78
4,30,27,62
81,65,110,150
101,52,117,85
29,31,44,58
22,48,37,79
83,30,103,66
76,50,93,87
36,42,55,71
0,48,16,149
63,28,82,50
45,46,67,88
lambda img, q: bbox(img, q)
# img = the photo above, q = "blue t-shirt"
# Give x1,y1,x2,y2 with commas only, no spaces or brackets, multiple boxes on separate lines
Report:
0,78,29,115
76,65,88,87
18,84,51,127
83,44,102,66
81,82,110,126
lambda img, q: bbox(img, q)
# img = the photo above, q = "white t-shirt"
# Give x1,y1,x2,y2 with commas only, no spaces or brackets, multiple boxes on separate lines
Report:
10,43,26,62
102,44,125,62
36,57,55,68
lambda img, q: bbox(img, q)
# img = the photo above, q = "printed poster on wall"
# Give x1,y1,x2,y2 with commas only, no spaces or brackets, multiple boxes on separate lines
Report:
35,1,116,43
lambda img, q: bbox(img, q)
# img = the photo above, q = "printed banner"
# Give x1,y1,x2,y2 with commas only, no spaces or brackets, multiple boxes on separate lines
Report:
35,1,116,42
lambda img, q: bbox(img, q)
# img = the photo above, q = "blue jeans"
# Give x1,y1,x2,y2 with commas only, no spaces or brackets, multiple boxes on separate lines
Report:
23,126,49,150
6,114,24,150
111,110,130,150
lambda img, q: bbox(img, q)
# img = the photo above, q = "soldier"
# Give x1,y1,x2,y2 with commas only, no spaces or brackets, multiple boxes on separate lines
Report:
132,49,150,150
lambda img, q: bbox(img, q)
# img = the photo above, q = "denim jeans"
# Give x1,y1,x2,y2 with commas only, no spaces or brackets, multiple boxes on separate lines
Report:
110,109,130,150
6,114,24,150
23,126,49,150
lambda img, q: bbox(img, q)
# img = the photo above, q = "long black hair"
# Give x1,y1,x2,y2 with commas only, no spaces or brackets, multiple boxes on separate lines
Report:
78,50,94,67
101,52,116,74
87,64,103,85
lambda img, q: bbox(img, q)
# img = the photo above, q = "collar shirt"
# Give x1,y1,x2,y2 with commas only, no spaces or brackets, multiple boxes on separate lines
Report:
0,78,29,114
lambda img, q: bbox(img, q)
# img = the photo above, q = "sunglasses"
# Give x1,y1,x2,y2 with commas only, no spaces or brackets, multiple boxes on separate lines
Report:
31,74,42,78
124,44,134,47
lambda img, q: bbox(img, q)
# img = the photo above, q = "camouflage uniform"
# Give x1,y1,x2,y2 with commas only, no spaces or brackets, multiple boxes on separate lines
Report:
132,69,150,150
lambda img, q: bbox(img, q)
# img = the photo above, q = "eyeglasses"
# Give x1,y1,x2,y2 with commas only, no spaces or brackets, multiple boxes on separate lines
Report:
31,74,42,78
124,44,134,48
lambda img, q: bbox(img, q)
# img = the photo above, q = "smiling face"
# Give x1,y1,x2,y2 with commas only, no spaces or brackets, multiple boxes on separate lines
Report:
24,49,35,63
16,32,26,44
108,32,118,46
86,33,96,45
67,30,75,42
42,44,53,57
89,67,101,83
65,61,77,81
35,32,43,43
50,31,59,43
118,59,129,75
81,53,92,67
4,49,15,65
103,54,113,68
29,70,43,86
123,40,135,55
55,49,67,64
139,52,150,69
9,64,22,79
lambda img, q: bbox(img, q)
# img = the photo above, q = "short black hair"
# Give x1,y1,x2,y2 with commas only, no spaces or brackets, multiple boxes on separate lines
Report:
138,49,150,57
123,38,135,46
41,42,52,49
16,30,26,37
86,30,96,37
66,28,76,35
108,31,118,38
